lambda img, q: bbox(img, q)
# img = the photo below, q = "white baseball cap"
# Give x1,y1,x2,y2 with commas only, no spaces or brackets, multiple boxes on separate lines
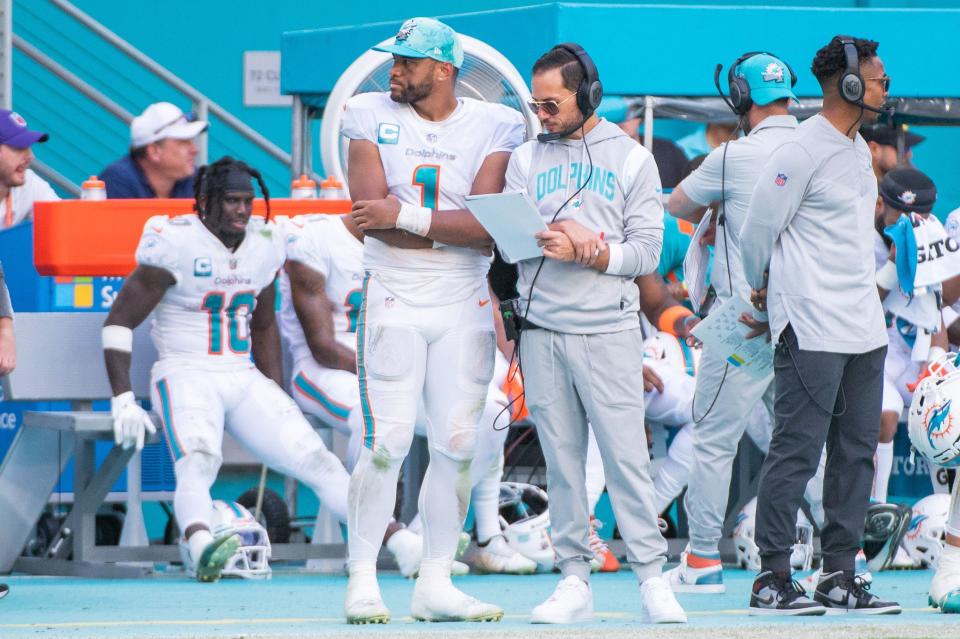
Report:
130,102,208,148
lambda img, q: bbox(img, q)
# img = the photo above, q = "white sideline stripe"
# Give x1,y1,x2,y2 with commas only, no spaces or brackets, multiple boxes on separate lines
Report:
0,608,940,629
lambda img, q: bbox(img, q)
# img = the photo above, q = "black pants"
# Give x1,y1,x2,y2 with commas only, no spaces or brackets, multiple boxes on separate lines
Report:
756,325,886,574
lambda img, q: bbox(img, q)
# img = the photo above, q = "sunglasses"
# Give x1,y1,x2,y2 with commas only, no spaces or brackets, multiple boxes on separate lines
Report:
153,111,197,136
865,76,891,92
527,93,576,116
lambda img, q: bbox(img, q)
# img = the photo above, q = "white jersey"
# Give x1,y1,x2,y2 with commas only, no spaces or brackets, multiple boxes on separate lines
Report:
341,92,525,305
280,214,364,364
135,214,284,367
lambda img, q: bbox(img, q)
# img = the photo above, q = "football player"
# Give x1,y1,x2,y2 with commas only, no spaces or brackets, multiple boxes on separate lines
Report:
102,157,351,583
339,17,525,623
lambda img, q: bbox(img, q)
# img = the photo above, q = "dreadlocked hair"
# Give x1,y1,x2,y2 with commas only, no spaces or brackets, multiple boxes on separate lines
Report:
193,156,272,221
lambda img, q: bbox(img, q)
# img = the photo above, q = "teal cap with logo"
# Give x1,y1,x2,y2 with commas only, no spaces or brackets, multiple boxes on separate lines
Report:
373,17,464,69
736,53,798,106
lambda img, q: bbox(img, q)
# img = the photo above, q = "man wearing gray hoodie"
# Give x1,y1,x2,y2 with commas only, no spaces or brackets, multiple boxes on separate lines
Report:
505,44,685,625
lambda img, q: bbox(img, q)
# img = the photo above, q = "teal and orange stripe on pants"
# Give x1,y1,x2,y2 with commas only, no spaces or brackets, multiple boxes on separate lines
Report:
155,378,185,460
293,372,351,422
356,273,377,451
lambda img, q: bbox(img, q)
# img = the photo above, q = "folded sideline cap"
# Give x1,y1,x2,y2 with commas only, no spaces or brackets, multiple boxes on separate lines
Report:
736,54,798,106
373,17,464,69
0,110,48,148
860,123,925,148
880,167,936,214
131,102,208,148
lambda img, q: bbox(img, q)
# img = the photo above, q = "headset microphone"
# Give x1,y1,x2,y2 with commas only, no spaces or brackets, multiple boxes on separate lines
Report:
537,118,587,143
713,63,738,114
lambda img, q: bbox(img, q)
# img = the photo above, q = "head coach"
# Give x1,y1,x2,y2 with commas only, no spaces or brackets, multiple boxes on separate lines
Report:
739,36,900,614
503,44,684,625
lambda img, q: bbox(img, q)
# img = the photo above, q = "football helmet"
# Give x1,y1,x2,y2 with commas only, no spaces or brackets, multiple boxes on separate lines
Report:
908,351,960,468
180,500,272,579
732,497,814,571
499,482,554,572
902,493,950,568
643,331,701,377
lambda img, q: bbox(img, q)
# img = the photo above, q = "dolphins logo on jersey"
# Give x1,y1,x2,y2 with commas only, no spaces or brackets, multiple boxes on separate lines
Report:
925,400,954,448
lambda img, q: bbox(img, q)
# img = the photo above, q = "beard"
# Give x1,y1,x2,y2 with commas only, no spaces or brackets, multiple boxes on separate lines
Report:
390,77,434,105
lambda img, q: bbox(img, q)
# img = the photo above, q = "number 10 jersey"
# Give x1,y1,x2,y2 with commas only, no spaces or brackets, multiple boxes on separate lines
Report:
134,214,284,368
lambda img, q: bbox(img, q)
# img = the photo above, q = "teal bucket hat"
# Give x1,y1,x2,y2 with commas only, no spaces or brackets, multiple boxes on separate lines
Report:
373,17,464,69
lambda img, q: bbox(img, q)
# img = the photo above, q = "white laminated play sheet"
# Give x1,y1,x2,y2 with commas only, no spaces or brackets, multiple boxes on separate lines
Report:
465,191,548,263
690,296,774,379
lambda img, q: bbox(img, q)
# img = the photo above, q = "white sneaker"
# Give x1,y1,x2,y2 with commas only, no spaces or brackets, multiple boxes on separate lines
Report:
411,562,503,622
664,547,725,593
530,575,593,624
640,576,687,623
930,543,960,613
386,528,423,578
467,535,537,574
345,565,390,624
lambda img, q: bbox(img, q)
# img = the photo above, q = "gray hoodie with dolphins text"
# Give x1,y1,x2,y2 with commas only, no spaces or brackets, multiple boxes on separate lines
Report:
505,118,664,334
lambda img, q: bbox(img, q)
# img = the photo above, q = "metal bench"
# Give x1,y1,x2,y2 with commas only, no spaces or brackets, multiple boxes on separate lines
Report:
0,312,346,577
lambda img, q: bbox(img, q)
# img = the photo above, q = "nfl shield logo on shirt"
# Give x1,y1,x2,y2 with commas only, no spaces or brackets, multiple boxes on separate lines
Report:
775,173,788,187
194,257,212,277
378,123,400,145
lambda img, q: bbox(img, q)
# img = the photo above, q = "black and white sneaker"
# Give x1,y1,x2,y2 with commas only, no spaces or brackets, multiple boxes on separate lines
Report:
0,583,8,599
814,571,901,615
748,571,826,616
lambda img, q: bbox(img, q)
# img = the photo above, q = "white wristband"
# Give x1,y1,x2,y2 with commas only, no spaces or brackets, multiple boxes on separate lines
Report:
876,260,898,291
102,325,133,352
604,243,624,274
928,346,947,363
396,203,432,237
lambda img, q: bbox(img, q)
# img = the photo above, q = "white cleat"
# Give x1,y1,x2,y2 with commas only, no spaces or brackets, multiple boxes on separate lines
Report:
530,575,594,624
467,535,537,575
411,565,503,622
930,543,960,613
451,560,470,576
345,566,390,624
640,576,687,623
386,528,423,579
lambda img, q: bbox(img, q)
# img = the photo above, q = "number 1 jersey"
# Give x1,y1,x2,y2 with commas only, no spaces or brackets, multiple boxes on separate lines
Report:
340,92,525,305
135,214,284,367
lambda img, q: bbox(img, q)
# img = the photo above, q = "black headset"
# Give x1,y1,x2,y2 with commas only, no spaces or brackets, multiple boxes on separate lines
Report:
838,38,865,104
721,51,796,116
537,42,603,142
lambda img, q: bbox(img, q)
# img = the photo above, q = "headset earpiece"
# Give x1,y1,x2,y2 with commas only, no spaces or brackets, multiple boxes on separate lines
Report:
553,42,603,118
724,51,796,117
838,38,865,104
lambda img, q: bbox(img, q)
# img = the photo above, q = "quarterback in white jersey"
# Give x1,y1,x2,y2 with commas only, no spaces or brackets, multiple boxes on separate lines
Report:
338,18,524,624
281,213,537,577
103,158,350,583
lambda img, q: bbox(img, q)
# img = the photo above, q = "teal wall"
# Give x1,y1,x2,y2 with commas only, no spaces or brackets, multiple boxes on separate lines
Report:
12,0,960,210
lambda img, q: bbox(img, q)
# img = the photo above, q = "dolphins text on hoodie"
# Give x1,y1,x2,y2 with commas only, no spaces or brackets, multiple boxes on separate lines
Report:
506,119,664,334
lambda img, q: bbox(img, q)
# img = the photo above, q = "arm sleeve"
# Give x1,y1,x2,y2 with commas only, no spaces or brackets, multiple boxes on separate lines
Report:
504,143,532,194
605,145,664,277
134,217,182,283
678,144,726,206
0,262,12,319
340,95,380,143
739,142,814,290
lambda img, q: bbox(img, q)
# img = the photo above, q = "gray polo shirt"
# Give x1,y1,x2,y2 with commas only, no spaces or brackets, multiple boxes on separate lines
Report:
679,115,798,302
740,114,887,354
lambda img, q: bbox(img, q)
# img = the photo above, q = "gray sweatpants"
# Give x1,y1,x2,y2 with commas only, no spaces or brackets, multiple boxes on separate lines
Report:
756,325,885,574
519,327,667,582
685,343,775,554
